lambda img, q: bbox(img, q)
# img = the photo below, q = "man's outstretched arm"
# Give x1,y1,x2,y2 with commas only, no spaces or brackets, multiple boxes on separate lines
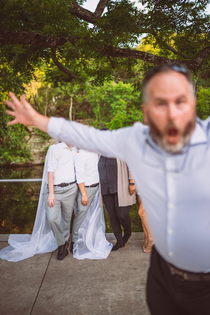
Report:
5,92,143,163
5,92,49,132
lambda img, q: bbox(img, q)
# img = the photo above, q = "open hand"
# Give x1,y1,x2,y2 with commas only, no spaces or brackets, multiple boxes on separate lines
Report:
5,92,39,126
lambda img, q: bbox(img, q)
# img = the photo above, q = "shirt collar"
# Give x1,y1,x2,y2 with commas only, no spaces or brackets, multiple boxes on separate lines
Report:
61,142,75,150
144,128,165,155
61,142,68,149
189,119,207,146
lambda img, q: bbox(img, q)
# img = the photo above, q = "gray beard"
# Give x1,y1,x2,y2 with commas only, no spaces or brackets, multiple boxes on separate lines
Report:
147,114,196,154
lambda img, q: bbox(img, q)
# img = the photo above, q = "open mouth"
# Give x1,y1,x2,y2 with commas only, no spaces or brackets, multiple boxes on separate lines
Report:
168,128,178,137
166,128,179,143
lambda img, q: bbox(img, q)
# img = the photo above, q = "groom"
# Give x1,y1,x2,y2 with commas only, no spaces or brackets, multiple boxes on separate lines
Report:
45,142,78,260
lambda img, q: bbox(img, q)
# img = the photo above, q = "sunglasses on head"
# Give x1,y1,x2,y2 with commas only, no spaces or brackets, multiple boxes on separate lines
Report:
170,64,188,74
143,63,192,88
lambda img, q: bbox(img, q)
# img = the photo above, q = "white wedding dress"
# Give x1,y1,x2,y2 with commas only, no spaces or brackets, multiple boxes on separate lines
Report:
0,150,58,262
0,151,112,262
73,189,113,260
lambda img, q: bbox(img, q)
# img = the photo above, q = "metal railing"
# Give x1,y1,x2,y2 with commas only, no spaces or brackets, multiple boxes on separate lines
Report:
0,179,42,183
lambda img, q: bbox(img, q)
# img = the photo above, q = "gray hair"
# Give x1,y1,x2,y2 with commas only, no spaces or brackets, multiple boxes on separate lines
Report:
142,64,195,104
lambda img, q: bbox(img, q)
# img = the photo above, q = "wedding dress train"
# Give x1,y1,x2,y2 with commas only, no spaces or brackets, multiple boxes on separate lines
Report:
73,189,113,260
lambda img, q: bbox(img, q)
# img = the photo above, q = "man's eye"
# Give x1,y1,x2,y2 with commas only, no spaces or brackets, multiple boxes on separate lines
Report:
177,99,185,105
158,102,166,106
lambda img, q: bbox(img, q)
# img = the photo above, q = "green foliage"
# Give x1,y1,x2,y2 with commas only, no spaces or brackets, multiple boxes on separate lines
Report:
0,0,209,91
0,59,144,166
0,103,32,166
34,128,51,140
51,82,90,118
87,81,143,129
196,87,210,120
0,57,34,166
31,78,143,130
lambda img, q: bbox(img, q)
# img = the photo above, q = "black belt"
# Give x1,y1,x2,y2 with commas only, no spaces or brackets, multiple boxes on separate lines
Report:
54,181,76,187
85,183,99,188
166,262,210,282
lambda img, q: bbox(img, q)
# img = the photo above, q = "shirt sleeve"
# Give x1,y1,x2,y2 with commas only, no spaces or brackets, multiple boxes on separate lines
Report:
47,145,58,173
47,117,139,162
128,168,134,180
75,149,86,184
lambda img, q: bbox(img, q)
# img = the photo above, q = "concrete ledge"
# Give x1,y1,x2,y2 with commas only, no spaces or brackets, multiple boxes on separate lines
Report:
0,232,144,242
0,235,9,242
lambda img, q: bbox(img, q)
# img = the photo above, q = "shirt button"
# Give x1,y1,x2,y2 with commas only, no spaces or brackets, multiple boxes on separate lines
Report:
168,229,173,234
169,252,173,256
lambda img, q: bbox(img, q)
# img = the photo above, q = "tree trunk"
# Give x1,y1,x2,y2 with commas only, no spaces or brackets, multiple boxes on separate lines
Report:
69,96,73,121
45,90,48,116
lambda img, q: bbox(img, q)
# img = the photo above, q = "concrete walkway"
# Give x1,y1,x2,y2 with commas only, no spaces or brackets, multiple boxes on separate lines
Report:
0,233,151,315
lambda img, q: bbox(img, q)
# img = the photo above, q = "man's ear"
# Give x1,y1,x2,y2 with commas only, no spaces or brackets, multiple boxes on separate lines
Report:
142,103,148,124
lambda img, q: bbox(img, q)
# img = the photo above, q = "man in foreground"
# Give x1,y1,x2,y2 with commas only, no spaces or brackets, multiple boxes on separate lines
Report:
5,64,210,314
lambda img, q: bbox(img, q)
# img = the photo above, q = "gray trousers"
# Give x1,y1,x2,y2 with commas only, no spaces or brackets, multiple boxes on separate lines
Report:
72,186,98,242
44,183,78,246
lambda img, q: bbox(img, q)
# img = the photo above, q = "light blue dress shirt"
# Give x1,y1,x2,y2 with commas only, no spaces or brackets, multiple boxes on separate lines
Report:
48,116,210,272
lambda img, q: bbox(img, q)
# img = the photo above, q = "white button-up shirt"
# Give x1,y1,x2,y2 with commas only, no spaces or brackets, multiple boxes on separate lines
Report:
48,117,210,272
47,142,76,185
75,149,99,186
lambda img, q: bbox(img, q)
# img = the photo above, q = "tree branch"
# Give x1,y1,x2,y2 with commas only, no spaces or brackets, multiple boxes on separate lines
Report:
95,0,110,17
0,30,78,48
51,48,76,81
100,45,209,70
190,45,210,68
69,0,109,23
101,45,173,64
1,30,209,71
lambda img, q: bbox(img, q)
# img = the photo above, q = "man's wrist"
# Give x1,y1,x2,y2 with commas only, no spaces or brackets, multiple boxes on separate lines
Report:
33,113,49,132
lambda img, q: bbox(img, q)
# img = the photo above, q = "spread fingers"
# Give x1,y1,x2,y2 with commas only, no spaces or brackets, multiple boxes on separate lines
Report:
6,110,16,117
7,118,18,126
5,100,15,110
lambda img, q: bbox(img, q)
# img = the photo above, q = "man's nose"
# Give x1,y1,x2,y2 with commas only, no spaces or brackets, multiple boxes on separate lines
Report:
168,103,178,120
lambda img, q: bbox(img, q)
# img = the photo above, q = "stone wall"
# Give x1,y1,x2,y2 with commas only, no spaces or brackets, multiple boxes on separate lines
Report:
27,127,56,165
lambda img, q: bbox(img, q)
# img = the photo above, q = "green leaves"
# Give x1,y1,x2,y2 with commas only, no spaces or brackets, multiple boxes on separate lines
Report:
1,0,210,89
87,81,143,129
197,86,210,120
0,102,32,166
